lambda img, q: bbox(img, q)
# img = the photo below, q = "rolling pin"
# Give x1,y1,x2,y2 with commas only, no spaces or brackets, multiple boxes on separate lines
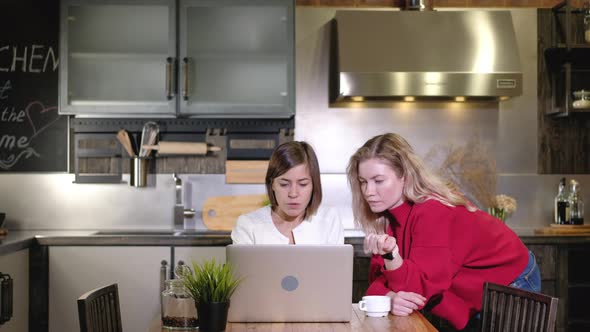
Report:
143,141,222,155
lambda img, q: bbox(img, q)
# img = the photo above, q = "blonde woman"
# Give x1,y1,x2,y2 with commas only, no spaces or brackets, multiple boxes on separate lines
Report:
231,141,343,245
347,133,537,330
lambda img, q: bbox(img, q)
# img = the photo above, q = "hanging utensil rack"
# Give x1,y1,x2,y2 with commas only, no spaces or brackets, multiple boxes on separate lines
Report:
70,118,294,184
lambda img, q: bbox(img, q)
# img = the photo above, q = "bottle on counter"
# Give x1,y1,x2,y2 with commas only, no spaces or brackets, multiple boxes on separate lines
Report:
569,179,584,225
555,177,570,224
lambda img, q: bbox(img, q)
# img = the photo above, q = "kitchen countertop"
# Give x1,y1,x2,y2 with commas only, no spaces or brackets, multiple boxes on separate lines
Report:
0,230,234,255
1,228,590,256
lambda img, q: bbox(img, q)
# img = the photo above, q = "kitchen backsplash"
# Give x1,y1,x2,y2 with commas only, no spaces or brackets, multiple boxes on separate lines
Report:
0,172,588,231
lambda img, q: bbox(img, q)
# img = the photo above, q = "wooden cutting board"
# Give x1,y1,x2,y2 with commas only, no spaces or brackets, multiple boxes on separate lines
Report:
225,160,269,184
534,224,590,235
202,194,268,231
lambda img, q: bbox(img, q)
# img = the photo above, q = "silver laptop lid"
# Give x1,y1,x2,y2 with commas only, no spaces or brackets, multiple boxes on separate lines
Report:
226,244,353,322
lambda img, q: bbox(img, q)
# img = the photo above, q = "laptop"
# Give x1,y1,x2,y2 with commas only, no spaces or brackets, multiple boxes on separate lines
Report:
226,244,353,322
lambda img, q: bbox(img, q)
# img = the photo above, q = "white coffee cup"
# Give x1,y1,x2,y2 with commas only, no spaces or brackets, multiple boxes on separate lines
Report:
358,295,391,317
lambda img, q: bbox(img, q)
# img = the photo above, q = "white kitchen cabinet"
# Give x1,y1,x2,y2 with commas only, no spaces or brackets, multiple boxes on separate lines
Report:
174,246,226,271
0,249,29,332
59,0,294,118
48,247,169,332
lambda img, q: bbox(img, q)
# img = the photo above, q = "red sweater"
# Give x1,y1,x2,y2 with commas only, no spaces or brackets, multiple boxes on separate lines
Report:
366,200,528,330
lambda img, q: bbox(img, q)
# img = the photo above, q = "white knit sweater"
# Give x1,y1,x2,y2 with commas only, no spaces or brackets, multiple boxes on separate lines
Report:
230,205,344,245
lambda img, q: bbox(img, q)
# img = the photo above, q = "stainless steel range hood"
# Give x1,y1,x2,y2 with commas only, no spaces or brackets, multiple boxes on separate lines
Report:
331,10,523,102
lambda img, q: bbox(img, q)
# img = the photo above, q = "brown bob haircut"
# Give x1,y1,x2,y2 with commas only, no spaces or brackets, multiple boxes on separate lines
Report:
265,141,323,218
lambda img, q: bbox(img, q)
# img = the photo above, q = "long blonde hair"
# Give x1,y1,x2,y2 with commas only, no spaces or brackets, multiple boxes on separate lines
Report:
346,133,476,233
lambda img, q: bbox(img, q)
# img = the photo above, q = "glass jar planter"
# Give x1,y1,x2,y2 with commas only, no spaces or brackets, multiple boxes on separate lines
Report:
161,279,198,330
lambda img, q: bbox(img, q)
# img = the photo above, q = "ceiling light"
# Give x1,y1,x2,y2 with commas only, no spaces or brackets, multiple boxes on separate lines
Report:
350,96,364,102
404,96,415,102
455,96,466,102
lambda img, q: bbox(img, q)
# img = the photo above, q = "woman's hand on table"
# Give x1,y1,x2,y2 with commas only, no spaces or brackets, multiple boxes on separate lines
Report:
386,291,426,316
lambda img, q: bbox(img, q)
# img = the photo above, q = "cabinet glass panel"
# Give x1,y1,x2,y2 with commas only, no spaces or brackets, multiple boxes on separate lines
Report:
181,3,293,117
64,3,173,114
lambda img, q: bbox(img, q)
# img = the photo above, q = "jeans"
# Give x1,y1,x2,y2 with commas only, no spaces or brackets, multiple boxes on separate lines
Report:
509,250,541,292
469,250,541,325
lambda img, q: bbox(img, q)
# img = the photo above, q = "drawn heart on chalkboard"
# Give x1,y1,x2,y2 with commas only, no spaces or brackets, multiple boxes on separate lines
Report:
25,101,60,139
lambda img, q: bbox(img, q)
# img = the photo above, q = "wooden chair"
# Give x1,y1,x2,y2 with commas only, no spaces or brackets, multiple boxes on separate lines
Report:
480,282,558,332
77,283,123,332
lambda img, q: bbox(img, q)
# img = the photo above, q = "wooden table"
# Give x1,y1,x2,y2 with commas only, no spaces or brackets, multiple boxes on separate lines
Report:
148,304,438,331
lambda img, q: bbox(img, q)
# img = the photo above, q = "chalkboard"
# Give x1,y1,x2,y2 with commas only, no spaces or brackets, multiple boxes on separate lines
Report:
0,0,67,172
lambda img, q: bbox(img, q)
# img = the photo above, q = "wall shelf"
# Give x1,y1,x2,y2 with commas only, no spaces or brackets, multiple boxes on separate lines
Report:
537,4,590,174
543,1,590,117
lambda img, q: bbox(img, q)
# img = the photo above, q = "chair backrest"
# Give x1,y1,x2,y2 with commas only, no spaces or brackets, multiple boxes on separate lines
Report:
77,283,123,332
480,282,558,332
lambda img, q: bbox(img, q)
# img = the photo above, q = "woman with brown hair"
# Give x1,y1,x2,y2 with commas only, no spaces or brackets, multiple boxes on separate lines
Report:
231,141,343,245
347,133,538,331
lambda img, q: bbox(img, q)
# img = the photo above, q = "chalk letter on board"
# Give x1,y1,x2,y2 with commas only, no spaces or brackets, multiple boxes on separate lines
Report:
0,135,30,149
0,135,17,149
0,45,8,72
17,136,29,148
44,46,58,72
0,80,11,99
11,46,27,72
29,45,43,73
0,107,25,122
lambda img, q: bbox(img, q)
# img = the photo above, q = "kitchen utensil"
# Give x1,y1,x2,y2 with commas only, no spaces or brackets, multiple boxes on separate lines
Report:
139,122,159,157
225,160,269,184
202,194,268,230
143,142,221,155
116,130,136,157
129,157,150,187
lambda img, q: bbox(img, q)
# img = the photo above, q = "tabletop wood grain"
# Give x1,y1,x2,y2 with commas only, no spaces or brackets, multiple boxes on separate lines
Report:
148,304,438,332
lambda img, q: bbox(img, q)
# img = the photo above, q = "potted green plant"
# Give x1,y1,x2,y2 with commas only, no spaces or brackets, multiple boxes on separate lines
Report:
179,258,241,332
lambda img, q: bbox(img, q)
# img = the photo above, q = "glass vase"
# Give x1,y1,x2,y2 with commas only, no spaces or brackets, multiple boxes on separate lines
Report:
488,207,506,222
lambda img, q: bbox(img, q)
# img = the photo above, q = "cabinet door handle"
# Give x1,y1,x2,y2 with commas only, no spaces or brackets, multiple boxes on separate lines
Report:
165,57,174,100
182,57,189,101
